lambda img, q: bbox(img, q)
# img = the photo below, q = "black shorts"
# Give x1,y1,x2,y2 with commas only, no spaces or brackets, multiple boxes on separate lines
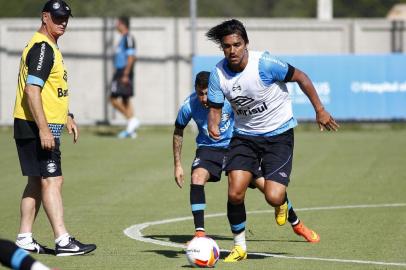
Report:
191,146,227,182
110,69,134,98
15,138,62,177
225,129,294,186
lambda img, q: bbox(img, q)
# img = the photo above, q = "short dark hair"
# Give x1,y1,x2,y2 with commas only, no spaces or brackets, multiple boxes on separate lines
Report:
118,16,130,28
195,71,210,88
206,19,249,45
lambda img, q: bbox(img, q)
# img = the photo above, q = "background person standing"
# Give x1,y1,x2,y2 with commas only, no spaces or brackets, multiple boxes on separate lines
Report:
110,16,140,139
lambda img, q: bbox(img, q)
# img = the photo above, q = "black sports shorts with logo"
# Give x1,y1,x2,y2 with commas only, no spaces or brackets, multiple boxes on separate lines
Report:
225,128,294,186
15,138,62,177
110,68,134,98
191,146,228,182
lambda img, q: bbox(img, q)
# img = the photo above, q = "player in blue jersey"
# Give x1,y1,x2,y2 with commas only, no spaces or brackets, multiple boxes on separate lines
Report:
110,16,140,139
173,71,232,239
206,19,339,262
173,71,321,243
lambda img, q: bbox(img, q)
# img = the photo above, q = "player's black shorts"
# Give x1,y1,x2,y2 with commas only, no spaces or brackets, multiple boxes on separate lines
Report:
15,138,62,177
225,128,294,186
110,69,134,98
191,146,227,182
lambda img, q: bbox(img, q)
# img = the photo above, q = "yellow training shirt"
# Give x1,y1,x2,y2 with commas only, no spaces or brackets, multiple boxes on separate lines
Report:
13,32,69,125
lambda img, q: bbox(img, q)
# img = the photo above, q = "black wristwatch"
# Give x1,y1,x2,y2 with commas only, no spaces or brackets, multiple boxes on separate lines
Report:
68,112,74,119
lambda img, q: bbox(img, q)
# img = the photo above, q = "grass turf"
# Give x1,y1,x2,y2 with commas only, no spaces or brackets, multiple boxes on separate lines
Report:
0,124,405,269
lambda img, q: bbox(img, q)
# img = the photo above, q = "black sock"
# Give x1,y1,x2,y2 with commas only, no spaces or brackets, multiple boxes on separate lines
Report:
227,201,246,234
190,184,205,231
286,196,299,225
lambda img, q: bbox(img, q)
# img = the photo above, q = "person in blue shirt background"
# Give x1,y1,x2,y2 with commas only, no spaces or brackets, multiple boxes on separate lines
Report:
110,16,140,139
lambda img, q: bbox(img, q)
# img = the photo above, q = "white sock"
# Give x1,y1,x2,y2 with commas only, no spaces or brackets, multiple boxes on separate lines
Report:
126,117,140,133
55,233,70,246
233,231,246,251
16,232,33,244
31,262,50,270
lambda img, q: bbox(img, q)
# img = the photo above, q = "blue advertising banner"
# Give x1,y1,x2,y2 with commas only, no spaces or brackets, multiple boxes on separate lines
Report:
193,54,406,120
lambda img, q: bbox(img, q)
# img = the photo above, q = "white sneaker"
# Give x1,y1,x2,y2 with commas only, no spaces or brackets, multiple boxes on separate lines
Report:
16,238,49,254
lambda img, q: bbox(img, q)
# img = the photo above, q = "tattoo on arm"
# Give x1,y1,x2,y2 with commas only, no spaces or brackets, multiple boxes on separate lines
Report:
173,128,184,166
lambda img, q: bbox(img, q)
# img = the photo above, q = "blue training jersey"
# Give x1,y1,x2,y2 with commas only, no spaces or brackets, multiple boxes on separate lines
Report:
114,33,136,69
208,50,297,137
175,92,233,148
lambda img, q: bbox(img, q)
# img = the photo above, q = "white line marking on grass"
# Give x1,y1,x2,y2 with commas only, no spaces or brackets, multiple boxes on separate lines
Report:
123,203,406,267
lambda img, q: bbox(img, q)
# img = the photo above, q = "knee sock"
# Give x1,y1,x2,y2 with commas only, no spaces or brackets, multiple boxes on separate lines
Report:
126,117,140,133
190,184,205,231
286,195,300,226
227,201,247,251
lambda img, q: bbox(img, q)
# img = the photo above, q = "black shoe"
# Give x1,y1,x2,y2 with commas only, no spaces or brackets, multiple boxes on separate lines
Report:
55,237,96,256
15,238,54,254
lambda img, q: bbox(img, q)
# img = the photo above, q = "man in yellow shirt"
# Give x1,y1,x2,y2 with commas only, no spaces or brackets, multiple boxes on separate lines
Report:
13,0,96,256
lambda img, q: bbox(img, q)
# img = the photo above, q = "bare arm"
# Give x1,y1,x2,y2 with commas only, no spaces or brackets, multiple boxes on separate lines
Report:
121,55,135,85
173,127,185,188
208,107,222,139
25,84,54,150
290,68,339,131
66,113,79,143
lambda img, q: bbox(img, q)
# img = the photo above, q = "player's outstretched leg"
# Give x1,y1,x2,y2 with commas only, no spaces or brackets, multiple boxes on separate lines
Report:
224,201,247,262
190,184,206,238
287,198,320,243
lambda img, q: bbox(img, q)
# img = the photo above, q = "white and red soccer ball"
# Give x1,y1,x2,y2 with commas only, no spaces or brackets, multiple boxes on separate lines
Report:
186,236,220,268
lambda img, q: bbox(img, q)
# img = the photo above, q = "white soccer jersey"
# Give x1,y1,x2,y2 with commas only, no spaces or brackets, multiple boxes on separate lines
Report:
208,50,297,136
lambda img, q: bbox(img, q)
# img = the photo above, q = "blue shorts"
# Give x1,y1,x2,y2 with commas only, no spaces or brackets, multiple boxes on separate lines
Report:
225,129,294,186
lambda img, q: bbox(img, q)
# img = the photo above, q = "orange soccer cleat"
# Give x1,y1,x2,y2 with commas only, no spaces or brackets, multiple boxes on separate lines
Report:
292,221,320,243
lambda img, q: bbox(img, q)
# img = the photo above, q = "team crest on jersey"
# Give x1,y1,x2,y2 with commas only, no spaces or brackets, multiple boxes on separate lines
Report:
192,157,200,167
230,96,254,107
46,160,57,174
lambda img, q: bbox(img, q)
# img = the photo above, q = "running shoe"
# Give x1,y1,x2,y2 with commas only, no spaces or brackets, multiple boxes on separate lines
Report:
275,201,288,226
224,245,247,262
293,221,320,243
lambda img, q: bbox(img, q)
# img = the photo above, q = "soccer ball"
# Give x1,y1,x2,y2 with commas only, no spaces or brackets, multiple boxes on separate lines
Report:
186,236,220,268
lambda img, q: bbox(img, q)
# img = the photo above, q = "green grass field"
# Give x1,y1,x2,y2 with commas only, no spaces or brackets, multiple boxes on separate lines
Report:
1,124,405,270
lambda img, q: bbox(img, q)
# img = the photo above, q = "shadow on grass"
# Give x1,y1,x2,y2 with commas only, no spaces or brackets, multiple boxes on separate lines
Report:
146,234,306,245
143,234,291,261
93,130,118,137
145,234,232,244
142,248,289,261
